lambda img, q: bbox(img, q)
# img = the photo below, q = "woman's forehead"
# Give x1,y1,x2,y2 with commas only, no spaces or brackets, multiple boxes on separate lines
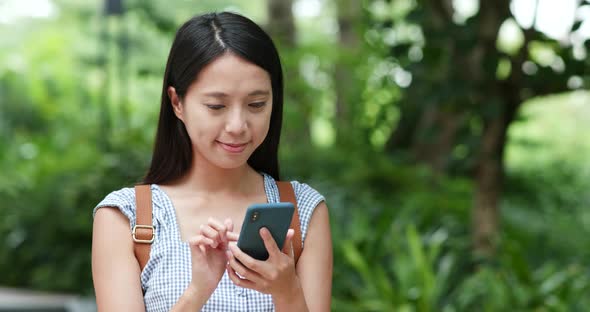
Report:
189,53,271,97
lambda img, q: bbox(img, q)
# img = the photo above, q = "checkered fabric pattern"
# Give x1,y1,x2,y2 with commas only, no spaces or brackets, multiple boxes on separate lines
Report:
93,173,325,311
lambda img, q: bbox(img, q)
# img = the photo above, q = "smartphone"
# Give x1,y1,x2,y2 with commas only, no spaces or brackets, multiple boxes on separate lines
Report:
237,202,294,260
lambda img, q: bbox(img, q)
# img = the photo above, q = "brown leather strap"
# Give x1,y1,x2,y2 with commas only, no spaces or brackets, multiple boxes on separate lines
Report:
134,185,154,272
277,181,303,264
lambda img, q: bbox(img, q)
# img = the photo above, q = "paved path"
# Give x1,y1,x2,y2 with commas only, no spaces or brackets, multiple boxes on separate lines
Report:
0,287,95,312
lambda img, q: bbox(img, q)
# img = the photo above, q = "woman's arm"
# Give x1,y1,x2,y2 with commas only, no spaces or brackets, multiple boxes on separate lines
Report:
294,202,333,312
92,208,232,311
92,207,146,311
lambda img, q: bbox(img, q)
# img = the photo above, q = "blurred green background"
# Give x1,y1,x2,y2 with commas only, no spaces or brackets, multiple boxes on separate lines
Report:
1,0,589,310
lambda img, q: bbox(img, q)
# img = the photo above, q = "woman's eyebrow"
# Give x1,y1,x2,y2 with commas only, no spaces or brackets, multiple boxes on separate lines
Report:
203,92,228,98
202,90,270,98
248,90,270,96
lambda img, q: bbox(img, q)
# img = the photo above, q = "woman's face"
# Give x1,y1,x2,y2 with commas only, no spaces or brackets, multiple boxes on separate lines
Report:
169,52,273,170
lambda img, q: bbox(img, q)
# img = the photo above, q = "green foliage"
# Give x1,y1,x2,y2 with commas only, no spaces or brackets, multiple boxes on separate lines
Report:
0,0,157,294
301,151,470,311
308,145,590,311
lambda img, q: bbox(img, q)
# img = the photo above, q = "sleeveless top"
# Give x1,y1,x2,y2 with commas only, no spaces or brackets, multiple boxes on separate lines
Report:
93,173,325,312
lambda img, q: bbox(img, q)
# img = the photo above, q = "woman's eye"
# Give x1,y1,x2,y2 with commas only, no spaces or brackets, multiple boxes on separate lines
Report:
249,102,266,109
206,104,225,110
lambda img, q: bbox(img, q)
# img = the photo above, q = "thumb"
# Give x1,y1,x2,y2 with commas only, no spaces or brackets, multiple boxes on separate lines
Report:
281,229,295,258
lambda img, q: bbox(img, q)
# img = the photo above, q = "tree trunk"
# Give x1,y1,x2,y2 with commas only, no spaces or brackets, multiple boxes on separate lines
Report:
472,111,504,257
334,0,361,144
266,0,296,47
466,0,510,258
473,94,519,254
265,0,311,144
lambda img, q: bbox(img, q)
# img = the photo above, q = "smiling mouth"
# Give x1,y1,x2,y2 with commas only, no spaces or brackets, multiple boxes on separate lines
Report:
217,141,248,153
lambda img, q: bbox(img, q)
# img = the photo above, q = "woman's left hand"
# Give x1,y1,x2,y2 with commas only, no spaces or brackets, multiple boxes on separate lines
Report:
226,228,300,299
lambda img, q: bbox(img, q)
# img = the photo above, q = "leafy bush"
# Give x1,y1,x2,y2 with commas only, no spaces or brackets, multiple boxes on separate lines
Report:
286,148,590,311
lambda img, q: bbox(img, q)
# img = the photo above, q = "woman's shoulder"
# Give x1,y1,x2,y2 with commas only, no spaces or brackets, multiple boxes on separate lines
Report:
289,180,324,203
263,172,325,205
101,186,137,202
93,186,137,222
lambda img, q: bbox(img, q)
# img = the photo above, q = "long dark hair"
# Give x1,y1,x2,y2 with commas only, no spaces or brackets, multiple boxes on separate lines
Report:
143,12,284,184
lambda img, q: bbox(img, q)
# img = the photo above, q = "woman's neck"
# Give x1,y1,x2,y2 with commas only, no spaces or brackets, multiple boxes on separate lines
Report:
170,156,260,197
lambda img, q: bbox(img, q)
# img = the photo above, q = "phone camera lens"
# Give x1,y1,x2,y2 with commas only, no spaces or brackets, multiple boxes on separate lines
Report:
251,211,259,222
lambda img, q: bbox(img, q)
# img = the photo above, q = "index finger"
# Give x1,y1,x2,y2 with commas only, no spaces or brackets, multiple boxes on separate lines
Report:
224,218,238,242
224,218,234,232
207,217,228,243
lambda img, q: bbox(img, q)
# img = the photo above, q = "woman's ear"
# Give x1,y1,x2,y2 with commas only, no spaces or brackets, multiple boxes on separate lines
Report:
168,86,184,121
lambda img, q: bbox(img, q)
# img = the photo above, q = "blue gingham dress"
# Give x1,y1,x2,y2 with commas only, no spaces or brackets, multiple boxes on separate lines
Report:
93,172,325,311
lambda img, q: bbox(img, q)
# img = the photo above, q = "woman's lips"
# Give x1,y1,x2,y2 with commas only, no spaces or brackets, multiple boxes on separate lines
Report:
217,141,248,153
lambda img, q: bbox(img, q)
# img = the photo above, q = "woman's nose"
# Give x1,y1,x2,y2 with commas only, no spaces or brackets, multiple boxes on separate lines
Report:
224,109,247,134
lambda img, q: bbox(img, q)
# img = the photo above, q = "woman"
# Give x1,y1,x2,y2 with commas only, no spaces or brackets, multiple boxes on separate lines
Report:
91,11,332,311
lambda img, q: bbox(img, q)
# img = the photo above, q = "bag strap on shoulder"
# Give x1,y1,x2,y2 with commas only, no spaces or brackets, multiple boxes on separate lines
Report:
133,181,302,271
133,185,155,272
276,181,303,263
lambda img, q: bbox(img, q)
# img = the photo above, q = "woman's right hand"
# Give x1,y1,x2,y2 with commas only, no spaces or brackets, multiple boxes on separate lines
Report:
187,218,238,296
